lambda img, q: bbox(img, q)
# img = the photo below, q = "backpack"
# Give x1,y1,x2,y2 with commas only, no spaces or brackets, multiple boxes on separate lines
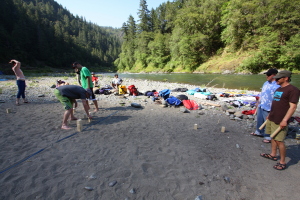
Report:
176,94,188,101
159,89,170,100
166,96,182,106
182,100,199,110
127,85,139,96
119,85,127,94
206,94,217,101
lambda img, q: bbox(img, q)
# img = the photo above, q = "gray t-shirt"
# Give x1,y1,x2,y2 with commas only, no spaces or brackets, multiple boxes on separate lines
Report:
56,85,87,99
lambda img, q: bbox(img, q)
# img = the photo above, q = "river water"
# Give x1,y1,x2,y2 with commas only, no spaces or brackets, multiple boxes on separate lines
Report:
101,73,300,92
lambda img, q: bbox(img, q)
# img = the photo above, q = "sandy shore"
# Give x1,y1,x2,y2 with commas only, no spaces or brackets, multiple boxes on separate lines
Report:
0,75,300,199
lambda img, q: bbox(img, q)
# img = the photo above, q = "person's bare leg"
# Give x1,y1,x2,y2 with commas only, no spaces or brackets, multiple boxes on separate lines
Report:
276,141,286,164
62,109,72,129
93,100,99,112
16,98,20,105
70,105,77,120
270,139,278,157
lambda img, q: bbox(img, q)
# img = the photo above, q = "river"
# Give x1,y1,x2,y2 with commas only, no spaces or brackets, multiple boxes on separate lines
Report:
100,73,300,91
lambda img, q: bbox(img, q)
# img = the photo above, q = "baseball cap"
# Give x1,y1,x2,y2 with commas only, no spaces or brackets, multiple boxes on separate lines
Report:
263,68,278,76
91,72,95,75
273,70,292,79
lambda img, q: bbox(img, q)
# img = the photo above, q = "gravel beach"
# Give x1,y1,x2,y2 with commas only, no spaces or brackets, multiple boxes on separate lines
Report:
0,74,300,200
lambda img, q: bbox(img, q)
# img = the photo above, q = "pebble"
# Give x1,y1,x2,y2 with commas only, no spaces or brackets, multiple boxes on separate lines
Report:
84,186,93,191
224,176,231,183
108,180,117,187
236,144,240,148
195,196,203,200
180,107,189,113
129,188,136,194
88,174,97,179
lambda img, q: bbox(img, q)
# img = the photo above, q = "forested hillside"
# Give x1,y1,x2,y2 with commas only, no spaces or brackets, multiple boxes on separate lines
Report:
0,0,122,73
116,0,300,73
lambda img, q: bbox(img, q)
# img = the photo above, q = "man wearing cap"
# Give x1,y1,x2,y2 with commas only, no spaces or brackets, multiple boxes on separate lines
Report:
260,70,300,170
72,62,99,112
250,69,280,143
54,85,92,130
111,74,123,89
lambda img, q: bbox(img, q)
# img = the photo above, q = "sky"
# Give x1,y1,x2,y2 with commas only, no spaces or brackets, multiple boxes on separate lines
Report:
54,0,168,28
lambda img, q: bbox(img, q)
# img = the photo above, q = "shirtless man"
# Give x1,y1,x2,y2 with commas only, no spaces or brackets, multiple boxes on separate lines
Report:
10,59,28,105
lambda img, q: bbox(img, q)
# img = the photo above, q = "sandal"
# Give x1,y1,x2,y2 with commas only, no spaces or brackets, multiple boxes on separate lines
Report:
262,139,271,143
273,163,287,170
260,153,278,161
250,132,263,137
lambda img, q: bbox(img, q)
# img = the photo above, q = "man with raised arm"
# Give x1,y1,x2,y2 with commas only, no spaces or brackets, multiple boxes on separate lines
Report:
9,59,29,105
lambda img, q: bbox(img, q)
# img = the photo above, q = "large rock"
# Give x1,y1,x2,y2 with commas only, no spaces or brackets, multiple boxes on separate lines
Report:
180,107,189,113
131,103,142,108
227,109,235,114
234,111,243,118
221,104,229,111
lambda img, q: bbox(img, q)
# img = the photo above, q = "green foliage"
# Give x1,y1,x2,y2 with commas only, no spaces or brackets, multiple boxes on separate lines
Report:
0,0,122,70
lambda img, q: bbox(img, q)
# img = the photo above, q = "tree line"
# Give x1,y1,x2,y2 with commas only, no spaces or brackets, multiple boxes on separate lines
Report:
116,0,300,73
0,0,122,73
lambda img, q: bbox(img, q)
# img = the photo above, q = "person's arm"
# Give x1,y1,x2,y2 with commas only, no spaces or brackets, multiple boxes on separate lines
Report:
10,59,21,70
82,99,92,119
71,99,78,108
279,102,298,129
77,74,81,86
87,76,91,88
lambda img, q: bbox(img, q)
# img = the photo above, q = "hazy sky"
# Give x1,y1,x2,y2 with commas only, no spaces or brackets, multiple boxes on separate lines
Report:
54,0,168,28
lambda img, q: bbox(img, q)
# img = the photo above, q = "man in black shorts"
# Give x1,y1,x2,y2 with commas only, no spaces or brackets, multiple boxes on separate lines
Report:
55,85,92,130
260,70,300,170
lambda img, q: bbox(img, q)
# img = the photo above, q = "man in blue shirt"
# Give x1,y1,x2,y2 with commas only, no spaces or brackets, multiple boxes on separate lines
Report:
250,69,280,143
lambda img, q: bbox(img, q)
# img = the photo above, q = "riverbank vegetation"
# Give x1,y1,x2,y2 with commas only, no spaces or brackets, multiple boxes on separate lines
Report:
0,0,122,74
116,0,300,74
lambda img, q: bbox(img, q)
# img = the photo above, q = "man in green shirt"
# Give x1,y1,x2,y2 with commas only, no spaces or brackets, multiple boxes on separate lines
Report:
73,62,99,112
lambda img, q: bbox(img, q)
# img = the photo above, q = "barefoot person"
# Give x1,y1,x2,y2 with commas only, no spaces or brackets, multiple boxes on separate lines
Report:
72,62,99,112
250,69,280,143
9,59,28,105
260,70,300,170
54,85,92,130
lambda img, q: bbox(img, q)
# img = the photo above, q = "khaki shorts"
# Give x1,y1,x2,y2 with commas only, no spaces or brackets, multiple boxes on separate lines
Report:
266,120,287,142
54,89,72,110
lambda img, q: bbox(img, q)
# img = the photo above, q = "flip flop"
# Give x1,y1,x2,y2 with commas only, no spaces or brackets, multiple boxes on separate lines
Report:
250,132,263,137
273,163,287,170
260,153,278,161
